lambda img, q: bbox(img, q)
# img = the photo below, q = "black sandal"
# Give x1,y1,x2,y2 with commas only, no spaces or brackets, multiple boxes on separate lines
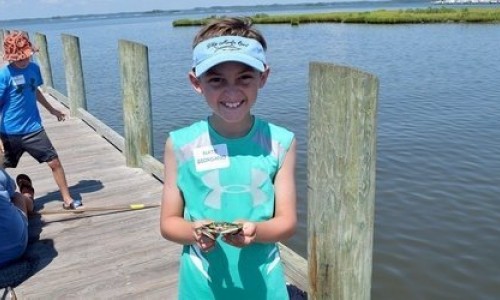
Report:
16,174,34,197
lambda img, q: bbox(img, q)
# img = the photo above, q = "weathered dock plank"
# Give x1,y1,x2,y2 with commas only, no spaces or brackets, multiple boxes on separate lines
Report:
7,94,180,299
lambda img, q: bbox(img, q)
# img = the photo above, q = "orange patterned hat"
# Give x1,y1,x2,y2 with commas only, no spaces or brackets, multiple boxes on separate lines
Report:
3,31,38,62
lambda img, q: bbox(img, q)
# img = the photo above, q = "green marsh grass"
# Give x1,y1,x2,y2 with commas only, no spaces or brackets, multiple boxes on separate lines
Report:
172,7,500,26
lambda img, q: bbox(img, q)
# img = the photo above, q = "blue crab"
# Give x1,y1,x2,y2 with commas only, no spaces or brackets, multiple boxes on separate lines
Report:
196,222,243,240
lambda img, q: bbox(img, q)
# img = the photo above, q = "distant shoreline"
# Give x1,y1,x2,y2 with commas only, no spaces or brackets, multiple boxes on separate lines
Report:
431,0,499,4
2,2,500,25
173,7,500,26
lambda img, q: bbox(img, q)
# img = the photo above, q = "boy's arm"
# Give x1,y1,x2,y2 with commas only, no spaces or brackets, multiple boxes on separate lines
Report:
254,138,297,243
160,138,213,249
35,88,66,121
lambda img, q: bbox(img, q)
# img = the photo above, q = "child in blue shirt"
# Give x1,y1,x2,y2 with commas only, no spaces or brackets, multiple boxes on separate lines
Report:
160,18,297,299
0,31,82,210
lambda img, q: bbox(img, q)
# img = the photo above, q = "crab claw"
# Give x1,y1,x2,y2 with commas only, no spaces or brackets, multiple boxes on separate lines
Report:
220,226,243,235
201,230,218,240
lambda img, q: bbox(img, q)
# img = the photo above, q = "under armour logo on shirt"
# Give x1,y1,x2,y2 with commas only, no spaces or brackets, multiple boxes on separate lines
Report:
201,168,268,209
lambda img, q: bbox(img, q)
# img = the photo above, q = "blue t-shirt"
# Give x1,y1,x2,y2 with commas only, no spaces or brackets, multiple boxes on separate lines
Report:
170,117,294,300
0,169,28,267
0,62,44,134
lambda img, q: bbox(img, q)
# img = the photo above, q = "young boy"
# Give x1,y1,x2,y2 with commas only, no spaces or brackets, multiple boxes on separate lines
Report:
160,18,297,299
0,31,82,210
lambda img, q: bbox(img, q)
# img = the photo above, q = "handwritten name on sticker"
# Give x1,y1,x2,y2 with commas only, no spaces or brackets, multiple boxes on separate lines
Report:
193,144,230,172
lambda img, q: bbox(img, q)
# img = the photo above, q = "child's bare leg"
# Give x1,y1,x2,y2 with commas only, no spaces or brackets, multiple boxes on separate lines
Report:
22,190,34,213
12,193,33,215
47,157,73,205
15,174,35,214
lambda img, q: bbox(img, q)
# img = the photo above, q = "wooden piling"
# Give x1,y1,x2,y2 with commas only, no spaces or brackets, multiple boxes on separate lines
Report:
307,63,378,299
118,40,153,168
61,34,87,116
34,32,54,89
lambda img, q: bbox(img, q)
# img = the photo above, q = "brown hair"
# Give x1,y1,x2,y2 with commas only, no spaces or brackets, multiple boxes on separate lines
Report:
192,17,267,50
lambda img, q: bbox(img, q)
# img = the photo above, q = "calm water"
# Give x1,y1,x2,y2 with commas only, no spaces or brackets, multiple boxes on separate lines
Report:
3,1,500,299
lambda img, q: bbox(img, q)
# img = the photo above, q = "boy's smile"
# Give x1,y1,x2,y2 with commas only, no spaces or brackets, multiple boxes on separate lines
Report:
190,61,269,137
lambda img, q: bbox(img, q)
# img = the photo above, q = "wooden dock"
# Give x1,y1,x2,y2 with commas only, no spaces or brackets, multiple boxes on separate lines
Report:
6,93,177,299
2,29,379,299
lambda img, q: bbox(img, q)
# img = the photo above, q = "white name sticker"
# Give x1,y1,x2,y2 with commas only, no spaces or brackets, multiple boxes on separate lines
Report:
13,75,26,86
193,144,230,172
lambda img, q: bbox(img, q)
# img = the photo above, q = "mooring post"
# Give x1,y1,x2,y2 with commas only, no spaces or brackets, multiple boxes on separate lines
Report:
61,34,87,116
118,40,153,168
34,32,54,89
307,62,379,300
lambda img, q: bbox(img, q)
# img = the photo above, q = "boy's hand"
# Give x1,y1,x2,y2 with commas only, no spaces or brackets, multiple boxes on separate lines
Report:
193,220,216,253
51,109,66,121
222,221,256,248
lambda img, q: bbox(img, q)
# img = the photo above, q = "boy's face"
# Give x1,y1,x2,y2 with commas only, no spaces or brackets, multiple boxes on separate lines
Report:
12,58,30,69
189,61,269,126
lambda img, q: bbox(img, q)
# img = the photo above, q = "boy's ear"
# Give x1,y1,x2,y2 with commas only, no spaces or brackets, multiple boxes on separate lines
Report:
259,66,270,89
188,71,203,94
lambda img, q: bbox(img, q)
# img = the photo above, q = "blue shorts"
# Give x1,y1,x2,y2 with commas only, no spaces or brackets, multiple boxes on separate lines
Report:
1,129,58,168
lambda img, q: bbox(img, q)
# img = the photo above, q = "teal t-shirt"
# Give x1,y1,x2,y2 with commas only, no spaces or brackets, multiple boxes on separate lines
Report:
169,117,294,300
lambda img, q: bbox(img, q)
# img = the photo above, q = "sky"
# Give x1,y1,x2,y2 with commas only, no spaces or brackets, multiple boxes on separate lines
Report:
0,0,324,20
